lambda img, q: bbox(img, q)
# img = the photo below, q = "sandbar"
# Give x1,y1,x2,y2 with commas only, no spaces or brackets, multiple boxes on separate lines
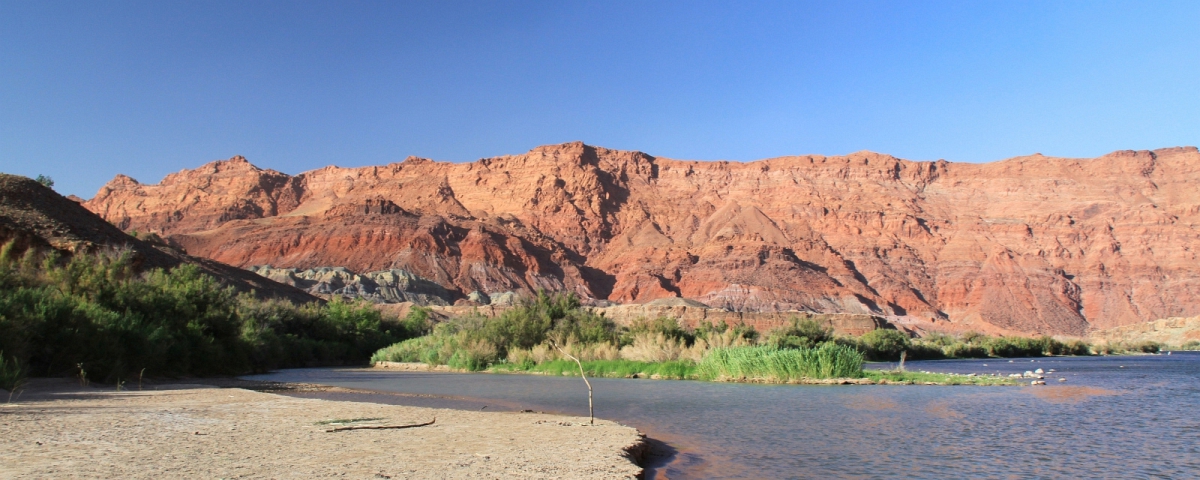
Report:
0,379,646,479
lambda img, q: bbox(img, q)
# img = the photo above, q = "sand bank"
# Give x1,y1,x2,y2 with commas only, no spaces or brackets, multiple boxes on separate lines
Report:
0,379,646,479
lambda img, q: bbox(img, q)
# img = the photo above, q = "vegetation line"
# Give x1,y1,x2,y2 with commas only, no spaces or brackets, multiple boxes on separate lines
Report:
0,240,1173,391
0,243,429,386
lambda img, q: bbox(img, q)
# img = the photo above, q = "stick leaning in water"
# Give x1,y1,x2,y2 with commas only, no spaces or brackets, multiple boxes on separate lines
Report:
326,418,436,432
551,341,593,425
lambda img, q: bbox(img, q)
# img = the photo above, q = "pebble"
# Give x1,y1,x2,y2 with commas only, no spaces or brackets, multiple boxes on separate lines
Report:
1058,378,1067,382
1034,368,1044,374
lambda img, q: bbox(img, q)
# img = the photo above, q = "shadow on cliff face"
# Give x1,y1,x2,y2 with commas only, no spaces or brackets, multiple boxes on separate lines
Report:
579,265,617,300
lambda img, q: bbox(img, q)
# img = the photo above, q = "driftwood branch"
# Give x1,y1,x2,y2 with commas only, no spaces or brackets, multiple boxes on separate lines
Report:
326,418,436,432
551,341,593,425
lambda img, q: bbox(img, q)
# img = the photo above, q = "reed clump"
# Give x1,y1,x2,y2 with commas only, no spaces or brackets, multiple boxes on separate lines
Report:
0,351,26,394
696,344,864,382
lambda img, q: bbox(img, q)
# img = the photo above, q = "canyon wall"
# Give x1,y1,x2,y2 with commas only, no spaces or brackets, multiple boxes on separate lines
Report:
84,143,1200,335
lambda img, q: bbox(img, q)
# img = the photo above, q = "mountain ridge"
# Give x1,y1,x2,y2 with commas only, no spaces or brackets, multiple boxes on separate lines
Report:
83,143,1200,335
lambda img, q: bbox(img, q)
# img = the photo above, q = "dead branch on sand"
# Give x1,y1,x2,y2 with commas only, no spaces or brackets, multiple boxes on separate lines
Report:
325,418,436,432
551,341,593,425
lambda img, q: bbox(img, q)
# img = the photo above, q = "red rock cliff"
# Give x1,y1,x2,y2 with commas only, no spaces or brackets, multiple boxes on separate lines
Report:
84,143,1200,335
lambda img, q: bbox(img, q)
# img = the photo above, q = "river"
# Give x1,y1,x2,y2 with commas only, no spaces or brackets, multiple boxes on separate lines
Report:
243,352,1200,478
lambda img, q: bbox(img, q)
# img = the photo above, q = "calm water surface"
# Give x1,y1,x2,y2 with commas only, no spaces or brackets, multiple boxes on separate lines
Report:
244,353,1200,478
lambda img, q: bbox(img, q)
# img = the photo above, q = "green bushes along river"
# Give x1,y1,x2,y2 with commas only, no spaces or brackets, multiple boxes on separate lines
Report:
0,241,1145,390
0,244,426,387
370,292,1111,384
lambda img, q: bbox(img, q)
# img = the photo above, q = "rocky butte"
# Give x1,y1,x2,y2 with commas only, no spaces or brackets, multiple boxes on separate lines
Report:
83,143,1200,336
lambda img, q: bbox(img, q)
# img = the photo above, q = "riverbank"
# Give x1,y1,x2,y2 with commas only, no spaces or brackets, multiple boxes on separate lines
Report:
377,361,1019,385
0,378,647,479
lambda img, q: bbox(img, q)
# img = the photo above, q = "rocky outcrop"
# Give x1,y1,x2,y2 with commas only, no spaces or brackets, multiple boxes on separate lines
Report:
83,143,1200,335
0,173,315,304
1089,316,1200,347
249,265,456,305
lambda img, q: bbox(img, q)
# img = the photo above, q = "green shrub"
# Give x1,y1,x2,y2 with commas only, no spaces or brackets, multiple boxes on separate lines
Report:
400,306,432,337
694,320,758,345
904,342,947,360
941,342,989,358
765,317,833,350
621,316,693,346
0,245,406,381
858,329,911,361
370,291,619,371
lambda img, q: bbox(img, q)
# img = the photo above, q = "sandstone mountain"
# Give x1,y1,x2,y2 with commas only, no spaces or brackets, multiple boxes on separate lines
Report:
83,143,1200,336
0,173,315,304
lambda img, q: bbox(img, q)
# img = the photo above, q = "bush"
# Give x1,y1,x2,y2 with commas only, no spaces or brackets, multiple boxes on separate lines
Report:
0,245,407,381
370,291,618,371
765,317,833,350
858,329,911,361
941,342,989,358
621,316,693,346
904,342,947,360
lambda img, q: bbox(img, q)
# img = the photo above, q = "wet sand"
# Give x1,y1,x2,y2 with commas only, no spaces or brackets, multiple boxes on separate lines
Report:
0,379,647,479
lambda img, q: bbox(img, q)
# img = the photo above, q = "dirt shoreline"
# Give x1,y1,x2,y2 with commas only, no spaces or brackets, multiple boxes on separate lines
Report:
0,378,648,479
375,361,1019,385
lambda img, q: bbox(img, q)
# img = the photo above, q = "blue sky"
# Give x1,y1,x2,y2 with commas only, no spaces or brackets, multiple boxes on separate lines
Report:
2,1,1198,197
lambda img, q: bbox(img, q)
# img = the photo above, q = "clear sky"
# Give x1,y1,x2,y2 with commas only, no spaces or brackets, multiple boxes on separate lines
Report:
2,1,1198,197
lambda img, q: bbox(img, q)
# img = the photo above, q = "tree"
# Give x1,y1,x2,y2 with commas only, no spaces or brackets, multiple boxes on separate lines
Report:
34,175,54,189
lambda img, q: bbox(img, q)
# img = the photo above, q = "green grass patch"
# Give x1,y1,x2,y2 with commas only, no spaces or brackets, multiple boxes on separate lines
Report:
696,344,864,382
492,359,698,379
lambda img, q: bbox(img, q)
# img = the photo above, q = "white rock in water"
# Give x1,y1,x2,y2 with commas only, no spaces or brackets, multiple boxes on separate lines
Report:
1024,371,1035,377
1058,378,1067,382
1034,368,1044,374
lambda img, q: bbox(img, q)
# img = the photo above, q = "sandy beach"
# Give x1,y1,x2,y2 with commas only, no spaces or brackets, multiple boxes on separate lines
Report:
0,379,647,479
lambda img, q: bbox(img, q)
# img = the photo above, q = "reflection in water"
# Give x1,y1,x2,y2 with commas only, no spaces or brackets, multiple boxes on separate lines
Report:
245,353,1200,478
1026,385,1120,403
